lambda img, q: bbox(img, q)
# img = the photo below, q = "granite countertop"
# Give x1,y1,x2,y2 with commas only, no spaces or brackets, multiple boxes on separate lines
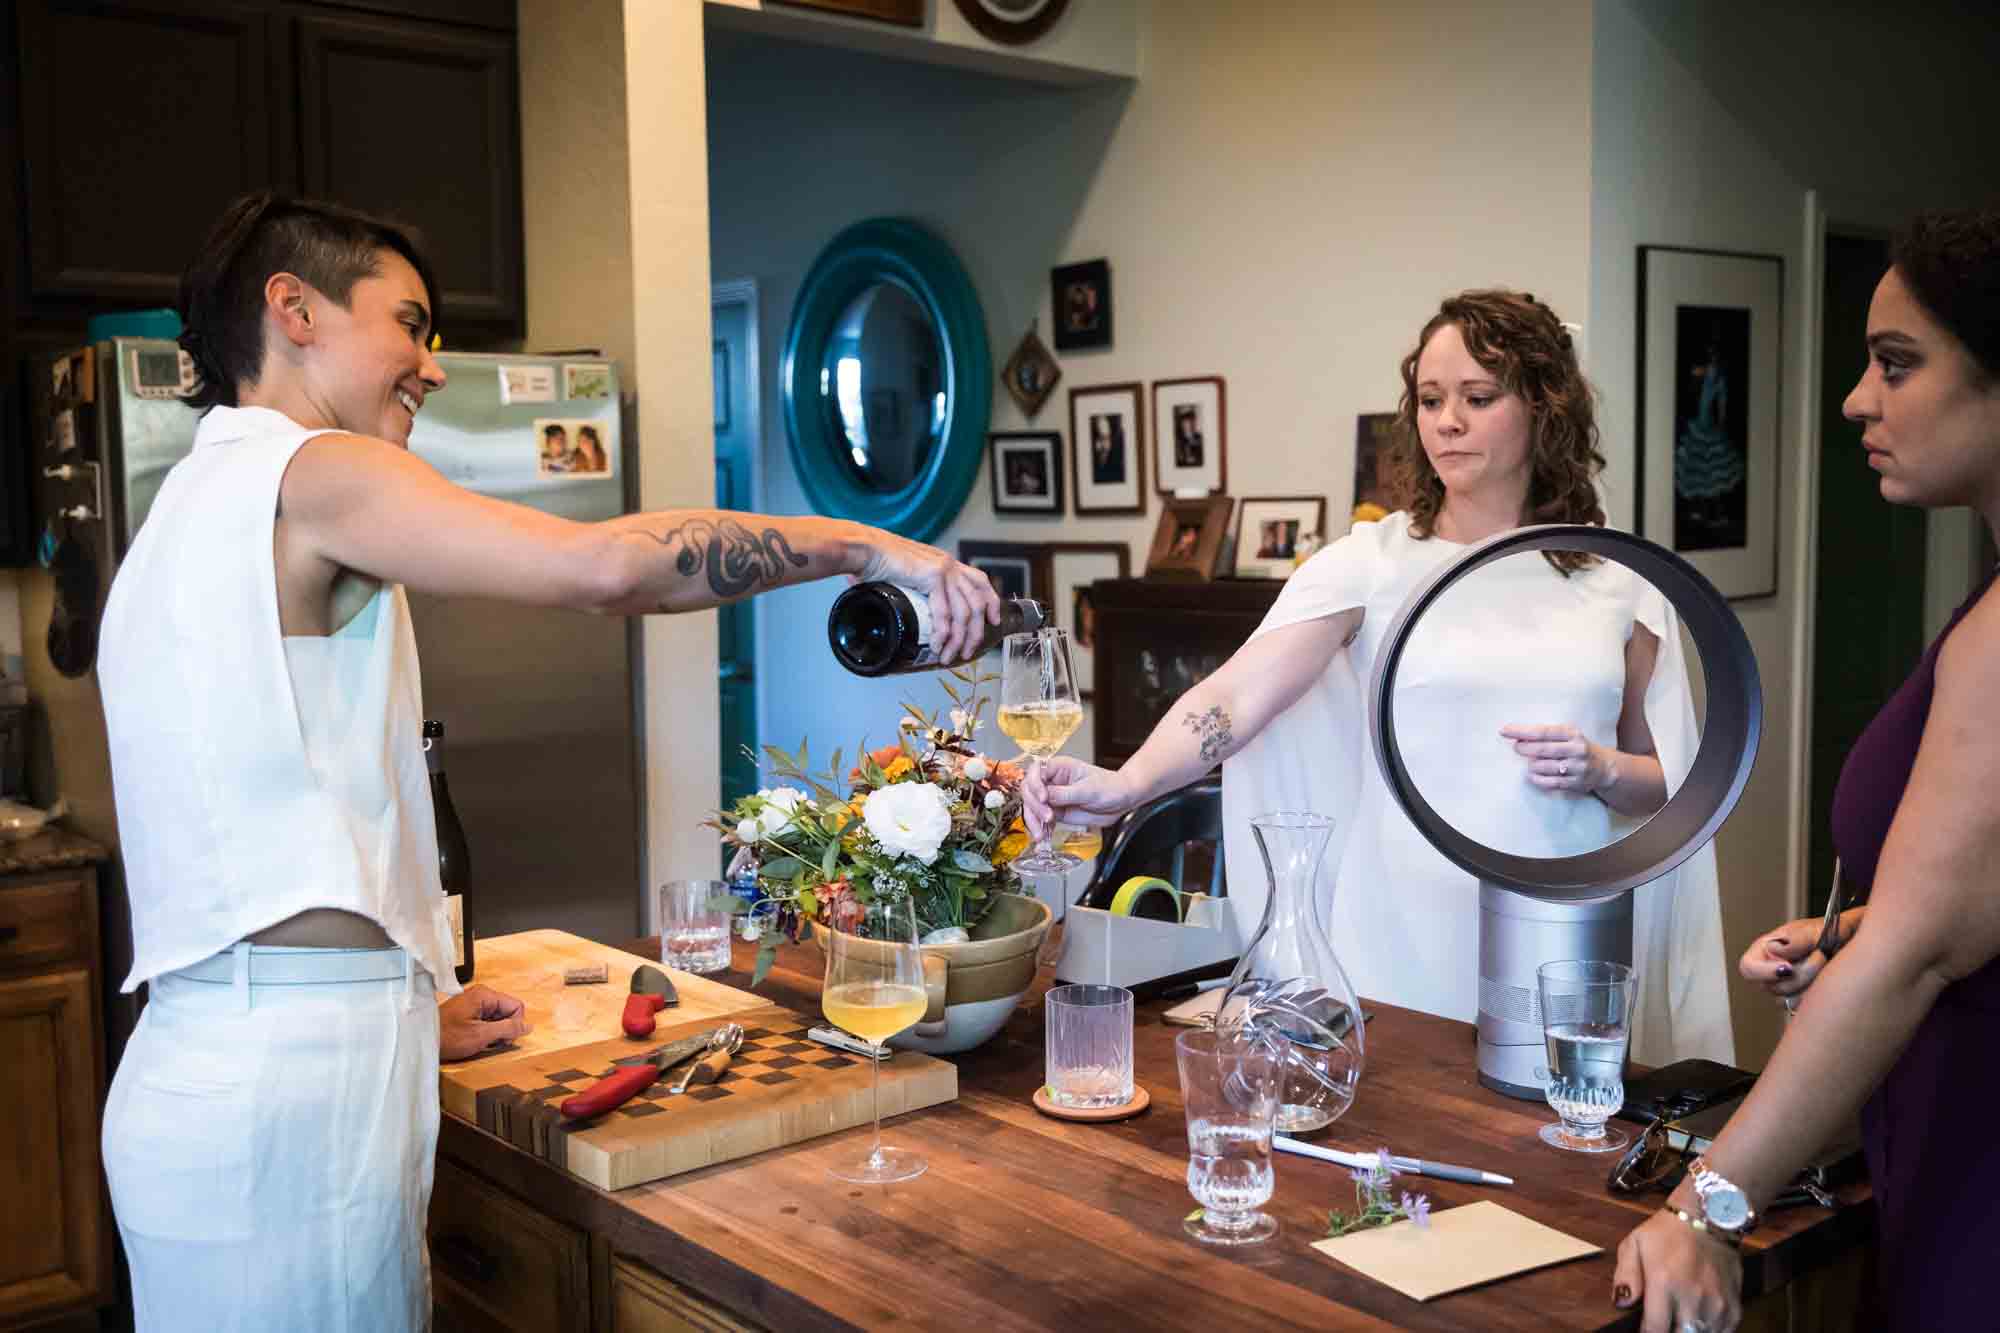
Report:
0,826,110,875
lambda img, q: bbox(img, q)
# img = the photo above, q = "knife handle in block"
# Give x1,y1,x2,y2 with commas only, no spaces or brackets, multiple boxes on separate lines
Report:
621,993,668,1038
561,1064,657,1119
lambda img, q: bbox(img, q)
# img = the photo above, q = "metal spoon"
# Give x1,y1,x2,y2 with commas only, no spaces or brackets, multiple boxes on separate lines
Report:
667,1022,745,1094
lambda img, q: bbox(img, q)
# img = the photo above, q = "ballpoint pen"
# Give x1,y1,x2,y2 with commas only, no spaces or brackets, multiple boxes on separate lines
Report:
1274,1135,1515,1187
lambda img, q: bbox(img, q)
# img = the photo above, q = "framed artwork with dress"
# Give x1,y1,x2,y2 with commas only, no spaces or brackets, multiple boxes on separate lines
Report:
1636,245,1783,600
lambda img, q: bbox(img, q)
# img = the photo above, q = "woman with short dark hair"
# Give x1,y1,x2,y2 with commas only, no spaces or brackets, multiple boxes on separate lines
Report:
1612,210,2000,1333
97,191,998,1331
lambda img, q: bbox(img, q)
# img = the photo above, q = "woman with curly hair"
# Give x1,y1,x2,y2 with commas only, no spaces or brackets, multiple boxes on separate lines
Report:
1028,290,1731,1063
1612,210,2000,1333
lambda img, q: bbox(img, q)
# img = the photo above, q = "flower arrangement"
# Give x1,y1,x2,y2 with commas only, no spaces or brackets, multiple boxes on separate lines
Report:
1324,1151,1432,1238
706,668,1032,983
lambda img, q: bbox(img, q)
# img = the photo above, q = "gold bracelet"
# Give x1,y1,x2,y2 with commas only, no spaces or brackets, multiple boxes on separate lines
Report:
1665,1205,1741,1249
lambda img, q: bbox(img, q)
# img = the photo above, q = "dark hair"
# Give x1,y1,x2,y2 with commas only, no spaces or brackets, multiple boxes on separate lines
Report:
543,423,567,439
1391,289,1606,576
177,191,442,411
1891,210,2000,382
578,425,601,443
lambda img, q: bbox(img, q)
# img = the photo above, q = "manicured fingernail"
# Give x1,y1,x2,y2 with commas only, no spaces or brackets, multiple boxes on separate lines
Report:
1613,1283,1633,1307
1775,964,1793,978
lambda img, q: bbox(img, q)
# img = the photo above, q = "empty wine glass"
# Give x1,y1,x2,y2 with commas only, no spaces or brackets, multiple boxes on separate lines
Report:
998,628,1084,876
822,897,928,1183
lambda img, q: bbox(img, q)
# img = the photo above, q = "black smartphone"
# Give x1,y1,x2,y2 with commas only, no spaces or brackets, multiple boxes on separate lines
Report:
1614,1057,1755,1125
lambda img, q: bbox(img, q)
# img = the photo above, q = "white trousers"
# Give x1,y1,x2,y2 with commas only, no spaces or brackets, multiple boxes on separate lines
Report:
102,946,440,1332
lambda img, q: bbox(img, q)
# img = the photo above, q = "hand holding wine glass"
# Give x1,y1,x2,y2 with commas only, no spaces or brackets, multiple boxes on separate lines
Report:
998,628,1085,876
822,896,929,1184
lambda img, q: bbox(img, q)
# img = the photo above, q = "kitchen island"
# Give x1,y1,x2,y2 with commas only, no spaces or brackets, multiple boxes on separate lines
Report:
431,934,1873,1332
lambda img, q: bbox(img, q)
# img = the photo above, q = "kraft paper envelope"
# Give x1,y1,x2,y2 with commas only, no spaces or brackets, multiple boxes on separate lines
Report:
1311,1201,1601,1302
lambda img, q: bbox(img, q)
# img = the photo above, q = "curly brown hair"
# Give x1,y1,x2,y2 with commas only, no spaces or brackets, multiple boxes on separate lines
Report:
1389,289,1606,575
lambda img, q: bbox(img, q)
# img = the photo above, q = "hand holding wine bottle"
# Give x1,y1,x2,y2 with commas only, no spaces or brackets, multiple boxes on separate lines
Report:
844,531,1005,665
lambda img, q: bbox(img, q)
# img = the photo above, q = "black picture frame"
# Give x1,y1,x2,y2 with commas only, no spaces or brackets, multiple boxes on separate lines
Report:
989,431,1064,515
1636,244,1784,601
1051,258,1113,351
959,539,1054,607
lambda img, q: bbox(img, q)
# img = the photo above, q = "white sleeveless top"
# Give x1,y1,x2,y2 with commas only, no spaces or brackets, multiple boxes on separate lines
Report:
1219,512,1732,1066
99,405,460,995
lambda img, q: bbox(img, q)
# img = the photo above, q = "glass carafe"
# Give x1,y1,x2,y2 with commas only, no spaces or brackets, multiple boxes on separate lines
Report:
1223,811,1365,1133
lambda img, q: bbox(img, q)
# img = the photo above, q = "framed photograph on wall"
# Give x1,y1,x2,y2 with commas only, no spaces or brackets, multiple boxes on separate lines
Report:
1151,376,1226,496
1233,495,1328,579
1051,258,1113,351
1637,245,1783,600
1046,541,1130,699
1069,382,1146,514
989,432,1063,514
1352,412,1398,526
1145,495,1234,580
1000,325,1061,418
958,540,1053,607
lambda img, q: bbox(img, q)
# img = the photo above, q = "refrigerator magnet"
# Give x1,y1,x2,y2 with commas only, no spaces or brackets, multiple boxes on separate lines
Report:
54,409,76,454
535,418,612,477
499,364,557,405
563,364,611,400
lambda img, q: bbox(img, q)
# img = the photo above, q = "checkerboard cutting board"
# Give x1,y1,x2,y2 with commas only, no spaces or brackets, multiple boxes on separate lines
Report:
441,1003,959,1190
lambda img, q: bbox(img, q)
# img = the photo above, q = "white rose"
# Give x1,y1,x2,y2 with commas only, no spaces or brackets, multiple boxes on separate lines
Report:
963,756,990,782
760,786,807,813
735,818,758,842
950,708,981,736
862,782,954,865
983,788,1004,811
757,806,788,836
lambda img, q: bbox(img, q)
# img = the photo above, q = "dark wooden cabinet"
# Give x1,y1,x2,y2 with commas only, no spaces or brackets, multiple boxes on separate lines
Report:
7,0,522,337
16,0,279,309
295,11,521,329
0,837,110,1328
1090,577,1284,768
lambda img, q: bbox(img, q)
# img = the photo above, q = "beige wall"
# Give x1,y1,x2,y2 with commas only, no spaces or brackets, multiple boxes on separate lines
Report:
711,0,1596,778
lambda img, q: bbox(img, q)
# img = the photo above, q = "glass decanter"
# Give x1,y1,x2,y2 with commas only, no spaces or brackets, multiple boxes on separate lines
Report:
1221,811,1365,1133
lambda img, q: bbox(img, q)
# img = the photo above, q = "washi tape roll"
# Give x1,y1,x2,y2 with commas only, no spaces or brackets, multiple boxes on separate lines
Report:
1108,876,1181,922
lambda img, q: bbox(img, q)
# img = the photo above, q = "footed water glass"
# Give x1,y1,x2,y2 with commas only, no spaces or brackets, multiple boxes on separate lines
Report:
1175,1027,1284,1246
1536,959,1636,1154
1044,984,1133,1109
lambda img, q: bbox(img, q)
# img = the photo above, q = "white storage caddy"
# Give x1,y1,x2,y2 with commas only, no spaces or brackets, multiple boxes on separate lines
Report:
1055,892,1243,988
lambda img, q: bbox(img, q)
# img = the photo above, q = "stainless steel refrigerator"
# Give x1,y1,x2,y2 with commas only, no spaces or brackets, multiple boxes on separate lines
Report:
24,340,644,1062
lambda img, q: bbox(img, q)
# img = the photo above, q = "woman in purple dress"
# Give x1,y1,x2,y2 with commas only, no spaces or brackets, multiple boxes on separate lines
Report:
1612,210,2000,1332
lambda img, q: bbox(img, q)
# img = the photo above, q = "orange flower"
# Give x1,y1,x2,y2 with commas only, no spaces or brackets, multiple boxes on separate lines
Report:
883,755,916,781
992,759,1026,787
993,818,1029,866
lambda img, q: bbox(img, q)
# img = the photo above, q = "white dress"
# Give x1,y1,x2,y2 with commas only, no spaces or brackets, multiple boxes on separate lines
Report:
1220,512,1735,1067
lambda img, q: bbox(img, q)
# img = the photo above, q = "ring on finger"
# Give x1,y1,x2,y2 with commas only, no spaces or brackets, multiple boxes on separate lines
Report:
1679,1322,1710,1333
1559,760,1568,777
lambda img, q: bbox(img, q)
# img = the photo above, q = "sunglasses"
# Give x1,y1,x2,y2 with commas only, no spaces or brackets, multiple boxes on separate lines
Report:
1605,1093,1839,1212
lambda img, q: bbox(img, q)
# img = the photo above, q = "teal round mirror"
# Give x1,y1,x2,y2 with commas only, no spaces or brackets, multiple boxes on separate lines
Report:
782,219,990,543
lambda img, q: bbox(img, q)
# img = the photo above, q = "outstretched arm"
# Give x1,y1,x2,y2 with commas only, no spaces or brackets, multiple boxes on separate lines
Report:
279,434,998,657
1026,610,1358,832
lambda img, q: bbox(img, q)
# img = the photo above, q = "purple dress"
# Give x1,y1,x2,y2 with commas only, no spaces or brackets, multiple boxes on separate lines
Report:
1829,571,2000,1328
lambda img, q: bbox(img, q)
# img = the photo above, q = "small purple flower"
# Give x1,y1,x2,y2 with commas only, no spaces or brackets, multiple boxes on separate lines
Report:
1376,1147,1399,1178
1348,1166,1375,1188
1401,1191,1432,1229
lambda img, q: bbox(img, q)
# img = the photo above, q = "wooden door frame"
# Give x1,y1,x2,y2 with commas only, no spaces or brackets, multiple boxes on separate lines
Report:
711,277,764,794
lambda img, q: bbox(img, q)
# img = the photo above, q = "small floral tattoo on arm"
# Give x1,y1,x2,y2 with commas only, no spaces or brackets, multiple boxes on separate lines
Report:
1184,705,1233,764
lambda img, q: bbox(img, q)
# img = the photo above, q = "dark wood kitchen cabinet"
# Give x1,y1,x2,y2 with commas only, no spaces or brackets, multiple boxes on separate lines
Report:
0,832,111,1329
7,0,523,339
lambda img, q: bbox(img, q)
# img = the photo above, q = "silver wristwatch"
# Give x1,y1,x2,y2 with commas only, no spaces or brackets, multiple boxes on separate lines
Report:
1687,1156,1758,1240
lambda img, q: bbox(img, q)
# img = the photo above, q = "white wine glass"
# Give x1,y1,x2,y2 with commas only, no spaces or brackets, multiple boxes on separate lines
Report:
999,628,1084,877
823,896,929,1184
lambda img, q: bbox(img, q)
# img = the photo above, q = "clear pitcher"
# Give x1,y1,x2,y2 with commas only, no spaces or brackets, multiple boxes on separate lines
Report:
1222,811,1365,1133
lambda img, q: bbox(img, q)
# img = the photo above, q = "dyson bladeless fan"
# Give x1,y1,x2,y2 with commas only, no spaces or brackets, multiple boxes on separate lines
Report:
1368,526,1761,1099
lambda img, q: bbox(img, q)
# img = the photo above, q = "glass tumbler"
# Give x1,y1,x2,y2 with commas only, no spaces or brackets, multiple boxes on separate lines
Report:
1535,959,1636,1153
1044,984,1134,1109
659,879,733,974
1176,1027,1284,1246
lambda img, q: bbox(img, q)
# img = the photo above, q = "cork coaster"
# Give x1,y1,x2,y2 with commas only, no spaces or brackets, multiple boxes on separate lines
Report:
1032,1084,1151,1122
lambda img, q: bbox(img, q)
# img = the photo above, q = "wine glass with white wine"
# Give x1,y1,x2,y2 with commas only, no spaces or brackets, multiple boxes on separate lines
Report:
998,628,1085,876
822,896,930,1183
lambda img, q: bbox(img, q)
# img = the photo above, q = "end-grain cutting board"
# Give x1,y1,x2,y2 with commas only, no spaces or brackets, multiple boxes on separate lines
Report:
442,1003,958,1189
439,930,772,1081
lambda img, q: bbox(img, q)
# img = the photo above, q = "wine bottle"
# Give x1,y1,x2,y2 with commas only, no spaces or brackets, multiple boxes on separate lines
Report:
827,582,1046,676
425,718,474,985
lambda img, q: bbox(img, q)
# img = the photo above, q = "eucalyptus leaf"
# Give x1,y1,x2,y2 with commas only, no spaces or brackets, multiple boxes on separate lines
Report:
751,937,777,987
758,856,805,879
705,891,745,916
820,834,842,879
951,849,994,874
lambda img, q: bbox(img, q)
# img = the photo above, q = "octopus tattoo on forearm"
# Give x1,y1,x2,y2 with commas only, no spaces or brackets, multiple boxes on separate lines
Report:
1184,705,1233,764
641,518,809,601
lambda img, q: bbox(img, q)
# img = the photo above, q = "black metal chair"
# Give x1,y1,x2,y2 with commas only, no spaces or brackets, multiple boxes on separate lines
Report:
1079,778,1225,910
